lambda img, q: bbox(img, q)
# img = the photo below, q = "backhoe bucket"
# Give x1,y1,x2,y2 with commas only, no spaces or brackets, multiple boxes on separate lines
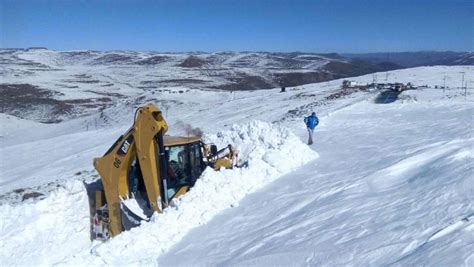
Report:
120,198,150,231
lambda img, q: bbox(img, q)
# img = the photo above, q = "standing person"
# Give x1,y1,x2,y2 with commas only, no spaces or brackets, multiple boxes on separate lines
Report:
304,112,319,145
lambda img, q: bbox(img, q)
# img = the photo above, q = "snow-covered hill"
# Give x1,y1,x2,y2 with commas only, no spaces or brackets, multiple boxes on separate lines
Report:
0,48,340,97
2,49,472,124
1,48,406,123
161,83,474,266
0,65,473,265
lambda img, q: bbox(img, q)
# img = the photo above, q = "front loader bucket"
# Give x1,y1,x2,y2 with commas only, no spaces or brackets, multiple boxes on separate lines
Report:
83,180,108,241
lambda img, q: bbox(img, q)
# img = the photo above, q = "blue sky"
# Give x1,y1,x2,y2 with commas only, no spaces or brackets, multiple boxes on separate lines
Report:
1,0,472,52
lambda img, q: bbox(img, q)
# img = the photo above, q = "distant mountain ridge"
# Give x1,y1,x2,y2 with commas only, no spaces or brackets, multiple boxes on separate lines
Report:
0,48,471,123
343,51,474,67
1,49,471,92
0,48,412,90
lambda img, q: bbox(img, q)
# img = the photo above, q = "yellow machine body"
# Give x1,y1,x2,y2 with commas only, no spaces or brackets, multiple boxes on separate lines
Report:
86,104,237,240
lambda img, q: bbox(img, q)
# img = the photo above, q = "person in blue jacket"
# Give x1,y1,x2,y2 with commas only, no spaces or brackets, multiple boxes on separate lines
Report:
304,112,319,145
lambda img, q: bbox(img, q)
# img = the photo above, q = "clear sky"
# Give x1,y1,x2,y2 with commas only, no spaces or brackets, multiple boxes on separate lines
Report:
0,0,472,53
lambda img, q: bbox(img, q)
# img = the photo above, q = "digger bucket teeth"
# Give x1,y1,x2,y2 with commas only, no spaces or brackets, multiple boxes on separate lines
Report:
120,200,150,231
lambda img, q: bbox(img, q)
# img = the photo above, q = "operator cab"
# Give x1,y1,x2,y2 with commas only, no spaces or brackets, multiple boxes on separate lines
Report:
163,136,205,201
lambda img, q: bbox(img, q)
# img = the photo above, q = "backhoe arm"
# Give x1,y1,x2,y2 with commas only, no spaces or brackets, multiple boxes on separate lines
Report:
93,104,168,237
134,104,168,212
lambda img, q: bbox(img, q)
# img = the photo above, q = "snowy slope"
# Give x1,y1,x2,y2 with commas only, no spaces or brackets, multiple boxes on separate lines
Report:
0,66,473,265
160,89,474,266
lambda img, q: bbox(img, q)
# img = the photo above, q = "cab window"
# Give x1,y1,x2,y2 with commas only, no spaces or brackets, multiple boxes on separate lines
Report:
165,142,204,200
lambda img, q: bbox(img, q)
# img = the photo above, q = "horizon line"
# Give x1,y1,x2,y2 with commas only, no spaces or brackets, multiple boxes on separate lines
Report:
1,47,472,54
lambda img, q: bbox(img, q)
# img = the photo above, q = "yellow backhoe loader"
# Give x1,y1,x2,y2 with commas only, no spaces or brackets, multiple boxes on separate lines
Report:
84,104,237,241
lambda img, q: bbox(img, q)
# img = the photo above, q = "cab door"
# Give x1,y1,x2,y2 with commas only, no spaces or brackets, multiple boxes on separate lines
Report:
163,142,205,202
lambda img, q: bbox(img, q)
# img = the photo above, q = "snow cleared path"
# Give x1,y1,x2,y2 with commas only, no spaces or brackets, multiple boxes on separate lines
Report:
159,97,474,266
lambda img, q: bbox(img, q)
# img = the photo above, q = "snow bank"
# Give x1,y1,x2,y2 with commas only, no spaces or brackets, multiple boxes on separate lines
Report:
78,121,318,265
0,121,318,266
0,181,91,266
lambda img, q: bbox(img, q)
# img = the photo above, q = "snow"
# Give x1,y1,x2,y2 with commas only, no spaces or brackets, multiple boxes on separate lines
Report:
0,65,473,266
160,92,474,266
0,181,90,265
0,114,45,139
0,121,317,265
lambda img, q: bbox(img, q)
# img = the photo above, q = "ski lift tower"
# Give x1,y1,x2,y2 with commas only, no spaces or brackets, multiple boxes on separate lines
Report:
372,73,378,89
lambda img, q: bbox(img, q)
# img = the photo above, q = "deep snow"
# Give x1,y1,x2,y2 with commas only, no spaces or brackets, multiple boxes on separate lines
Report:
0,65,473,266
0,121,318,265
160,91,474,266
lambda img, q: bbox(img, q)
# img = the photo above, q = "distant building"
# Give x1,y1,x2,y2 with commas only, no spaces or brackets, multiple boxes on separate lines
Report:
342,80,361,88
376,82,416,91
342,80,369,90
